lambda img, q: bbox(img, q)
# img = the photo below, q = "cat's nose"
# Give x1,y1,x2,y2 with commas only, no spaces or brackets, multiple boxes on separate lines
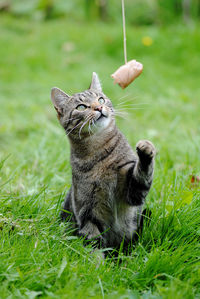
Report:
94,106,102,112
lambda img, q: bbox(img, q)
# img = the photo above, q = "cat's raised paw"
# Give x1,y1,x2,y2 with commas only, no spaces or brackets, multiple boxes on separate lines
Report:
136,140,156,160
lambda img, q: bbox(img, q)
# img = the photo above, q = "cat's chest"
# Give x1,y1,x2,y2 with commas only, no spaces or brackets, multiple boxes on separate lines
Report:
74,163,118,191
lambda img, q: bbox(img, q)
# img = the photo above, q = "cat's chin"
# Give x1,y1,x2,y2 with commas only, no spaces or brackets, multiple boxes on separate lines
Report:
93,116,112,132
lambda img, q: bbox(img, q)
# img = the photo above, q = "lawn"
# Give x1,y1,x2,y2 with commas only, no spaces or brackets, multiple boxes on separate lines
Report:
0,15,200,298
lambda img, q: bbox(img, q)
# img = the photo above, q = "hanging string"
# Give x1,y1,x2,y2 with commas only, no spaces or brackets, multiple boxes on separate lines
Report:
122,0,127,64
111,0,143,88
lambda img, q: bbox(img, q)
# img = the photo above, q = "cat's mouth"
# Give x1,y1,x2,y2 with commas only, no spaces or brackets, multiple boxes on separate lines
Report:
96,111,107,121
92,110,111,131
97,113,106,120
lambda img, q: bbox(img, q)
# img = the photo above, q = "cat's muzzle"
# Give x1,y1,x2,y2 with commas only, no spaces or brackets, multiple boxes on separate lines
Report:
95,109,108,121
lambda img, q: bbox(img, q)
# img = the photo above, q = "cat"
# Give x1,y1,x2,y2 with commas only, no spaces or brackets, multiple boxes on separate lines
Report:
51,72,156,250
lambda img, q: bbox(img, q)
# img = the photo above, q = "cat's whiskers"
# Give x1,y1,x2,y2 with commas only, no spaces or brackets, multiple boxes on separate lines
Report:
88,115,95,134
64,117,79,130
117,94,130,102
113,105,146,120
115,95,140,106
118,107,145,110
114,110,128,115
116,103,148,108
66,121,82,136
78,115,93,139
114,100,147,116
113,110,128,120
92,118,97,128
88,119,94,135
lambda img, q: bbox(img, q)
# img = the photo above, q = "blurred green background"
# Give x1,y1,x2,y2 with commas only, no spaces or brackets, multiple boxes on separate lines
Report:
1,0,200,24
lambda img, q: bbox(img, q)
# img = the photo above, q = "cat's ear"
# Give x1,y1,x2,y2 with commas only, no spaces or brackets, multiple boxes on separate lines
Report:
89,72,102,92
51,87,70,117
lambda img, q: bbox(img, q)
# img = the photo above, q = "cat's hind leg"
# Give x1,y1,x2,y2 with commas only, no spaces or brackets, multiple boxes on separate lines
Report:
78,217,104,248
60,187,75,222
78,221,104,248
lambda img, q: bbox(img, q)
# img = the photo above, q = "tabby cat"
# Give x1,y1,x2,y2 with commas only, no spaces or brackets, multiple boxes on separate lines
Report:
51,72,156,249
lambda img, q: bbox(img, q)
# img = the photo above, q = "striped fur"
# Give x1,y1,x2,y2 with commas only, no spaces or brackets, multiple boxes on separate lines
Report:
51,72,156,249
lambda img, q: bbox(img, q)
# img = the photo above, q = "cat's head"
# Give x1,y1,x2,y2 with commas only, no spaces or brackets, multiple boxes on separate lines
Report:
51,72,115,139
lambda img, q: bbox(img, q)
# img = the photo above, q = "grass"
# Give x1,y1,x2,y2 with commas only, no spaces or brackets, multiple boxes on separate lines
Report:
0,14,200,298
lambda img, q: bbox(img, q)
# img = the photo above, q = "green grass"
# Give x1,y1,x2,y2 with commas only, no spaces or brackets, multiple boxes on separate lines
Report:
0,15,200,298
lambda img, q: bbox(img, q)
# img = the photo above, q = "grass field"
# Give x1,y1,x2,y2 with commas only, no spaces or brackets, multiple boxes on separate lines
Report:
0,15,200,298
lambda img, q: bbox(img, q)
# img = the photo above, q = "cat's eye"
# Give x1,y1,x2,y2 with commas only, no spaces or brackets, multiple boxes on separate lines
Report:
76,104,87,111
98,97,105,105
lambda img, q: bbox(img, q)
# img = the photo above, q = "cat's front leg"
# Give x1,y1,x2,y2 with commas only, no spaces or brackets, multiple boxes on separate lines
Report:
127,140,156,206
136,140,156,170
